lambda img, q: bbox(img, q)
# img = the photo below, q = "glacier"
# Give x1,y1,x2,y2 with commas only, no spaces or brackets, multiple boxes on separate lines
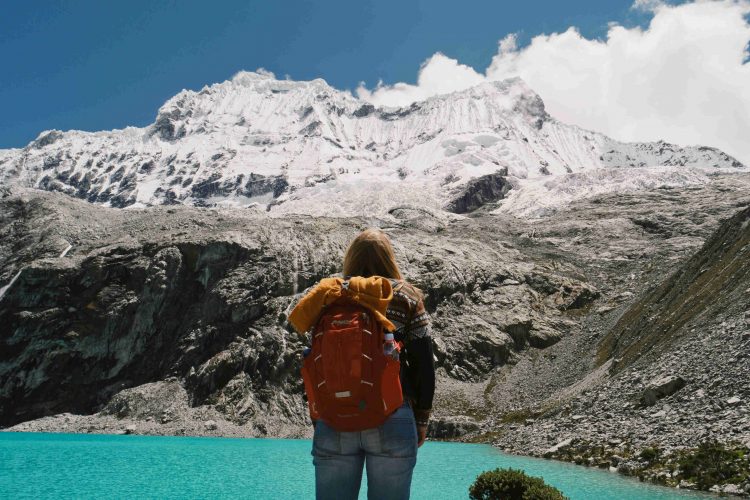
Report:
0,70,744,217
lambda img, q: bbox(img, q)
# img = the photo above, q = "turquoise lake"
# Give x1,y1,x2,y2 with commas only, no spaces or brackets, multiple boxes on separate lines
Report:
0,432,713,499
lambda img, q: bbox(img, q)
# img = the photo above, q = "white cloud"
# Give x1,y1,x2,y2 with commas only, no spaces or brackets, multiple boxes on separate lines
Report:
631,0,665,12
357,1,750,166
356,53,484,108
498,33,518,54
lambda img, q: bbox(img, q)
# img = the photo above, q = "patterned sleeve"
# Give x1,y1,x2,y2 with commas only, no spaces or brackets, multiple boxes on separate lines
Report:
402,294,435,424
403,297,431,341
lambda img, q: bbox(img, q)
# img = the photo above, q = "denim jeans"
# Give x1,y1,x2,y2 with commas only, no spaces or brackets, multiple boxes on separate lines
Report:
312,402,418,500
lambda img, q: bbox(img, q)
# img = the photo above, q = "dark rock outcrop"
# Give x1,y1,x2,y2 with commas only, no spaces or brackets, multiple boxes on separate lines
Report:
243,174,288,198
32,130,64,149
353,104,375,118
429,416,480,439
640,375,687,407
0,189,598,428
446,170,510,214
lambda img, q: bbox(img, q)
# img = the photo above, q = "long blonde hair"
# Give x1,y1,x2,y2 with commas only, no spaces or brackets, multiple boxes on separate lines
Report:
343,228,402,279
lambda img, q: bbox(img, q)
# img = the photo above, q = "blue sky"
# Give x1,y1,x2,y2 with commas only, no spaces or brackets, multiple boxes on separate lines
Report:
0,0,655,149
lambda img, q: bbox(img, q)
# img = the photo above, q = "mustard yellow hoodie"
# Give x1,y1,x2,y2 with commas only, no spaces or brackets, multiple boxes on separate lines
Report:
289,276,396,334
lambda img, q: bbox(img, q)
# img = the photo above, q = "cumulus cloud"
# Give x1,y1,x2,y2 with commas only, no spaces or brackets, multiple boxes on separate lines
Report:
356,53,484,107
357,1,750,166
631,0,665,12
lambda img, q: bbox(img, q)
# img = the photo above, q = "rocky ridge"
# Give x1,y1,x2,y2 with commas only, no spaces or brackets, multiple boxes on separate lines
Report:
3,172,750,494
0,173,747,428
0,72,742,218
0,186,601,432
471,182,750,495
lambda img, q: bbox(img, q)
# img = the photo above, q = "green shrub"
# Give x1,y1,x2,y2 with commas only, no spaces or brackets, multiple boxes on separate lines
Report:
677,441,745,490
639,447,660,464
469,468,569,500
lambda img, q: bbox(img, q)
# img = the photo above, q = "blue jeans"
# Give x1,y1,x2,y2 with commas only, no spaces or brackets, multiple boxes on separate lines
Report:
312,402,418,500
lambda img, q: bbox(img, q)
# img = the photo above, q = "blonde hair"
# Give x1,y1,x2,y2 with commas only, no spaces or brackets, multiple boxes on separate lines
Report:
343,228,402,280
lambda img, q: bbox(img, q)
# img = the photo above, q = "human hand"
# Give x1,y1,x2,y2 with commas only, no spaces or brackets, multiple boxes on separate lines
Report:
417,424,428,447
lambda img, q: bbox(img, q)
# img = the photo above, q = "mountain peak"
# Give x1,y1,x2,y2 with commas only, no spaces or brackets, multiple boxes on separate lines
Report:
0,73,744,215
230,70,336,92
231,69,276,83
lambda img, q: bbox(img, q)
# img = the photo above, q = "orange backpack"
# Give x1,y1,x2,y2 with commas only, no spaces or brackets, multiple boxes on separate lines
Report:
301,296,403,432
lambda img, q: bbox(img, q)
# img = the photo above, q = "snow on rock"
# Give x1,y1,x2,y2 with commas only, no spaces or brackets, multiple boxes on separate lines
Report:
498,166,713,218
0,70,744,216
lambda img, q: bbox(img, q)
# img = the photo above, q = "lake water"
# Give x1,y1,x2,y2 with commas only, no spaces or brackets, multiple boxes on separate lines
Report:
0,433,713,499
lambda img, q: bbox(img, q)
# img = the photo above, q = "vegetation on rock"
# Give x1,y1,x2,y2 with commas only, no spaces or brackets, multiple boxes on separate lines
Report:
677,441,749,491
542,438,750,495
469,468,568,500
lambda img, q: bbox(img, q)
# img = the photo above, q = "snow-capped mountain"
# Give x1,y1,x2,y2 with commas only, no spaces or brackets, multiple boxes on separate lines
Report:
0,71,744,217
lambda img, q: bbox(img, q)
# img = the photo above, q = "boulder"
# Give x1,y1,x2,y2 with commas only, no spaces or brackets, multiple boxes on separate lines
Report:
721,484,743,495
548,281,600,311
528,324,563,348
101,381,189,420
467,328,514,367
428,416,480,439
640,375,687,407
544,438,573,457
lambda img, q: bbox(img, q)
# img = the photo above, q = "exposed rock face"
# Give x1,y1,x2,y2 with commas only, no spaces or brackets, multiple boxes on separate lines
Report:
0,232,322,427
478,184,750,470
2,171,750,499
446,170,511,213
101,381,189,421
601,203,750,373
0,188,599,430
428,416,480,439
32,130,64,149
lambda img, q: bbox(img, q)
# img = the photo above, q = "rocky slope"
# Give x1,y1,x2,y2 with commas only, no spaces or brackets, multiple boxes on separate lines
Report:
1,171,748,432
0,186,602,433
482,195,750,495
